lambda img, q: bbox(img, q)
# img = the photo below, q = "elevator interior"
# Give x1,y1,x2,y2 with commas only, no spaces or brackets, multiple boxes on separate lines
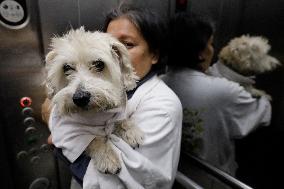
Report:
0,0,283,189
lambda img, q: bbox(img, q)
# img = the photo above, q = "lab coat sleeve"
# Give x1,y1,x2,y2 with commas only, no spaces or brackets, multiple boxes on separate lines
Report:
112,134,174,189
225,84,272,138
127,92,183,187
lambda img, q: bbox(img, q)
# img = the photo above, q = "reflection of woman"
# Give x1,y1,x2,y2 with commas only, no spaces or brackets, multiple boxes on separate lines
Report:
42,5,182,189
163,12,271,176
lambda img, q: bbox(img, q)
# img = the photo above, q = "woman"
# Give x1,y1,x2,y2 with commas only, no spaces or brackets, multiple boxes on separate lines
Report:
163,12,271,176
42,5,182,189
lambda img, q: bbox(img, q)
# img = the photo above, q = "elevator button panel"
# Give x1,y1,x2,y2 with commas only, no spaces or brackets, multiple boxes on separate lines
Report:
17,96,53,173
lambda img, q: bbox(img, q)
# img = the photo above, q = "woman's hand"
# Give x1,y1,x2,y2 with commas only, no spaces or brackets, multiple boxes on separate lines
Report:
47,135,52,144
41,98,52,124
41,98,53,144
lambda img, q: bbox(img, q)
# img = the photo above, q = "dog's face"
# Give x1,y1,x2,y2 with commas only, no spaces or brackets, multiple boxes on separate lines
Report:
219,35,280,76
45,28,138,115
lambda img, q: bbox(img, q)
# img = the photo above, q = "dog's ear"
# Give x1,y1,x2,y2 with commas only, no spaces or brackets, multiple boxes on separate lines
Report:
260,55,281,73
111,42,138,91
45,50,57,64
45,51,58,99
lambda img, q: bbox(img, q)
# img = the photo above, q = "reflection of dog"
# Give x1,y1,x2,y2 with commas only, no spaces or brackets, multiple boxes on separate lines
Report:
209,35,280,100
45,28,143,174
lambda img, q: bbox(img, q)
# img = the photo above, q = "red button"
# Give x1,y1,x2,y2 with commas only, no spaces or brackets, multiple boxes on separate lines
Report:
20,97,32,107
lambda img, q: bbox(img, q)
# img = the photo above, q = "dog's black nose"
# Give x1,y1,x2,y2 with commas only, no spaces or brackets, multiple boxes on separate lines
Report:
72,90,91,107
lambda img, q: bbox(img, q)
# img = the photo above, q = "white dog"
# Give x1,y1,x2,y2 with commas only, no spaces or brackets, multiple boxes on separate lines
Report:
208,35,280,100
45,28,143,175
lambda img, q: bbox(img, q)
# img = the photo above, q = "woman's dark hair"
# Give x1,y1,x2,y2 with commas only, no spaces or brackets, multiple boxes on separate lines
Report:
168,12,215,70
103,4,168,74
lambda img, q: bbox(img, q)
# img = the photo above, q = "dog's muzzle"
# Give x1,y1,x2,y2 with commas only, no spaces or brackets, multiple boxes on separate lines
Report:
72,90,91,107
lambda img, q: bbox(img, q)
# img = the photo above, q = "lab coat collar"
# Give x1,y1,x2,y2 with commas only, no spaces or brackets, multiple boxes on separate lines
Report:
208,61,255,85
127,70,157,99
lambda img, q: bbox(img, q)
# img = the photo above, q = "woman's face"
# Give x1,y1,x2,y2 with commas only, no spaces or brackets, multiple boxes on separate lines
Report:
200,35,214,72
106,17,158,78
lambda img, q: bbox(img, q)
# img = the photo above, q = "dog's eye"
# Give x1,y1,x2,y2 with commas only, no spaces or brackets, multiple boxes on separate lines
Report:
91,60,105,72
63,64,75,75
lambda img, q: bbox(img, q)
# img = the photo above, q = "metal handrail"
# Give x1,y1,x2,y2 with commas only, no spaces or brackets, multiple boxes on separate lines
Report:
175,171,204,189
183,153,254,189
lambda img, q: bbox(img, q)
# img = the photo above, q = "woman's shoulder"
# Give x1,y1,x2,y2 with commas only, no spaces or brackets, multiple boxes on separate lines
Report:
199,75,251,105
153,77,182,108
209,75,244,92
164,69,245,97
131,75,182,116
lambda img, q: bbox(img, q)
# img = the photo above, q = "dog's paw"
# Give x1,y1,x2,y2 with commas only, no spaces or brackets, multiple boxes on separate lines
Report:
114,120,144,149
258,93,272,101
246,87,272,101
86,137,121,174
97,153,121,174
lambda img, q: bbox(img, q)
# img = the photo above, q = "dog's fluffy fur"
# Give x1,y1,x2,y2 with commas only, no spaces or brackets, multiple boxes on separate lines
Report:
215,35,281,99
45,28,143,174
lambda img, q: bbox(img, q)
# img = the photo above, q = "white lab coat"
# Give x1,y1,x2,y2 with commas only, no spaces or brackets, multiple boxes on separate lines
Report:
51,75,183,189
163,68,271,176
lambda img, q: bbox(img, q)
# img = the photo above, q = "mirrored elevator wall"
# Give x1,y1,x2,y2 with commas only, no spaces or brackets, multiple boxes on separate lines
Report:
178,0,284,188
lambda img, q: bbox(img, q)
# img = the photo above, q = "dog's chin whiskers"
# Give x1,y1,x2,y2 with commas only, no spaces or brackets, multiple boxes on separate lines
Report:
93,100,117,112
95,102,108,112
61,105,80,115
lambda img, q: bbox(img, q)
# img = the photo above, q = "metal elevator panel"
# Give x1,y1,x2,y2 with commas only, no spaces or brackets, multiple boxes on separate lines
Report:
0,0,60,188
79,0,173,31
79,0,119,31
118,0,173,19
39,0,173,55
38,0,80,55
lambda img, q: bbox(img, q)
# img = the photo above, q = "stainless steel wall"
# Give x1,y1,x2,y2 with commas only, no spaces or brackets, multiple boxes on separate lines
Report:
39,0,173,54
0,0,62,188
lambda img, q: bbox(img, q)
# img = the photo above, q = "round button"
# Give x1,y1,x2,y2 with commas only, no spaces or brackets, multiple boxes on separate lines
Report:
22,107,34,116
30,156,40,164
20,97,32,108
23,117,35,126
29,177,50,189
40,144,51,152
16,151,28,159
25,127,37,134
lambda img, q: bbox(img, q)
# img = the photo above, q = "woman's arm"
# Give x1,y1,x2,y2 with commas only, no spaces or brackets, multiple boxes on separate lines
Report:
225,82,272,138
